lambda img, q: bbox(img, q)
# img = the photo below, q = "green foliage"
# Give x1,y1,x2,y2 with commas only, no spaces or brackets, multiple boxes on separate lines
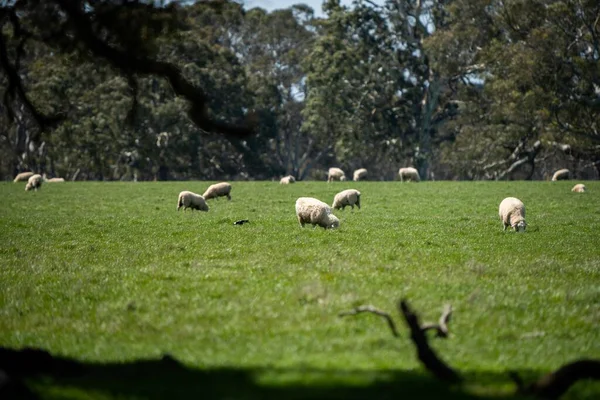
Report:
0,181,599,398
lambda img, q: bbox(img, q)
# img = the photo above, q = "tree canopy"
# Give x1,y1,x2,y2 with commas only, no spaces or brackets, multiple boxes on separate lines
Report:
1,0,598,181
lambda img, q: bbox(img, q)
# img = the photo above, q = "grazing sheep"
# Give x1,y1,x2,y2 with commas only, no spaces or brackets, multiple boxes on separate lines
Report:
42,174,65,183
332,189,361,210
177,191,209,212
498,197,526,232
13,172,34,183
551,169,570,181
327,167,346,182
25,174,43,191
203,182,232,200
353,168,367,181
280,175,296,184
571,184,586,193
295,197,340,229
399,167,420,182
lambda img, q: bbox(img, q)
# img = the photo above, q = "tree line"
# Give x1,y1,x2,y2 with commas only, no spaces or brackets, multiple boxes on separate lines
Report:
1,0,598,181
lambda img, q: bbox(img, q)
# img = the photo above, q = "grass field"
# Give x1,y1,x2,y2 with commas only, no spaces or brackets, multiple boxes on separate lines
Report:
1,180,599,399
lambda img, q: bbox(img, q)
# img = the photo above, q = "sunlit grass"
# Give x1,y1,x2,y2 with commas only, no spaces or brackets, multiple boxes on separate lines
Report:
1,180,599,399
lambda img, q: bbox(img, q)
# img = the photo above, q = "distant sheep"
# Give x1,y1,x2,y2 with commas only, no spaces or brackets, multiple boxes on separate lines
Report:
14,172,34,183
552,169,570,181
177,191,209,212
25,174,43,191
43,174,65,183
295,197,340,229
327,167,346,182
498,197,526,232
571,184,586,193
332,189,361,210
353,168,367,181
399,167,420,182
203,182,232,200
280,175,296,184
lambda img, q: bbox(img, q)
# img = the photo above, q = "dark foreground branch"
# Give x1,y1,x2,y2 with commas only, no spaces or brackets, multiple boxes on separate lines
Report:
399,300,462,384
338,305,400,337
510,359,600,399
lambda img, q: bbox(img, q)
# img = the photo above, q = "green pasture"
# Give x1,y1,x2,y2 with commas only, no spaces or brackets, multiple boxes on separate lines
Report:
0,180,599,399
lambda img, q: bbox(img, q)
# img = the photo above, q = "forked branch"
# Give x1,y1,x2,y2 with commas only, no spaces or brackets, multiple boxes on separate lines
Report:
399,299,462,384
420,304,453,338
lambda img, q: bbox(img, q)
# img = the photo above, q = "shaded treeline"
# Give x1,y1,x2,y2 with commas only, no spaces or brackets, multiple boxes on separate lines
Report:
0,0,598,181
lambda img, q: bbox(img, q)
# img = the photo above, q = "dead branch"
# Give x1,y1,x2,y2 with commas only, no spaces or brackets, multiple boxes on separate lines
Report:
399,300,462,384
420,304,452,338
338,305,400,337
510,359,600,399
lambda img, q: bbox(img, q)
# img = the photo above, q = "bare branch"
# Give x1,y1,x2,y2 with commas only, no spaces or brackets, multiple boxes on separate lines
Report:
399,299,462,384
420,304,452,338
339,305,400,337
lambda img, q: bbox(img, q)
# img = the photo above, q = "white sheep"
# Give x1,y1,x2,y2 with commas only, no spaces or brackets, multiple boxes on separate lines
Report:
327,167,346,182
552,169,570,181
25,174,43,191
177,191,209,212
203,182,232,200
332,189,361,210
280,175,296,184
13,172,34,183
571,183,586,193
498,197,526,232
399,167,420,182
353,168,367,181
295,197,340,229
42,174,65,183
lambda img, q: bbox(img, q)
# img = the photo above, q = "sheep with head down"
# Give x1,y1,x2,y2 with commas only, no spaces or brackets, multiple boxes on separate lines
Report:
571,184,586,193
203,182,232,200
399,167,420,182
177,191,209,212
327,167,346,182
25,174,43,191
332,189,361,210
295,197,340,229
280,175,296,184
14,172,34,183
353,168,367,181
551,169,570,181
499,197,526,232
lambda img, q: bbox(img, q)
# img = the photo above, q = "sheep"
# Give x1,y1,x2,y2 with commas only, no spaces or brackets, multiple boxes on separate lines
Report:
13,172,34,183
498,197,526,232
177,191,209,212
25,174,43,191
332,189,361,210
280,175,296,184
552,169,570,181
202,182,232,201
571,184,586,193
295,197,340,229
42,174,65,183
353,168,367,181
399,167,420,182
327,167,346,182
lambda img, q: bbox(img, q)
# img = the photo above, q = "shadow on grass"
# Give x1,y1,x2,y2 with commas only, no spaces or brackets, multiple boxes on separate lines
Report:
0,346,594,400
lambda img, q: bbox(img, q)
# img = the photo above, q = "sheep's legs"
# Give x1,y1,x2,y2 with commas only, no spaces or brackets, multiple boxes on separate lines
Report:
227,194,231,200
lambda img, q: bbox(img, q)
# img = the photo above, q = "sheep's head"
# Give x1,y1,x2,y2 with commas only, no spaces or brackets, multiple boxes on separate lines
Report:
327,215,340,229
514,220,527,232
340,176,347,181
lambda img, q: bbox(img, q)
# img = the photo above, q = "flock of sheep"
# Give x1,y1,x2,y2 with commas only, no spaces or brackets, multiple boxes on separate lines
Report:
15,165,587,232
